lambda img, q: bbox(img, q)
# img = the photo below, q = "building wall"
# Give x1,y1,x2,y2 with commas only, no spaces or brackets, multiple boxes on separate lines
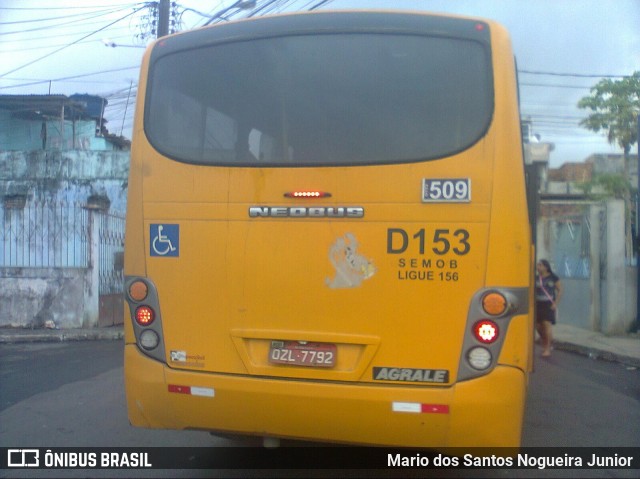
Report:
1,150,129,329
0,109,116,151
0,150,129,211
0,268,86,328
547,162,593,182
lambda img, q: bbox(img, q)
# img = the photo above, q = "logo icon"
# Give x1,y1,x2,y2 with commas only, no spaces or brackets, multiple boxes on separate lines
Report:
170,350,187,362
150,224,179,257
7,449,39,467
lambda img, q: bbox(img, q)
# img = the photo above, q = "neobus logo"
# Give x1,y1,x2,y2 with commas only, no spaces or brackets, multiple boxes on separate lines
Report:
249,206,364,218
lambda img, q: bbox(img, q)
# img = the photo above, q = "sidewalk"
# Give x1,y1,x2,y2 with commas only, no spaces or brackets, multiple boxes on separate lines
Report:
0,325,124,343
552,323,640,368
0,323,638,368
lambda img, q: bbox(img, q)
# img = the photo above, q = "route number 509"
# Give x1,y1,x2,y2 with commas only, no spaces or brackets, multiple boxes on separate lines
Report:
422,179,471,203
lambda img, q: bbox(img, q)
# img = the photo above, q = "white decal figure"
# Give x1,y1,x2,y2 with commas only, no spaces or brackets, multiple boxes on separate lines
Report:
326,233,376,289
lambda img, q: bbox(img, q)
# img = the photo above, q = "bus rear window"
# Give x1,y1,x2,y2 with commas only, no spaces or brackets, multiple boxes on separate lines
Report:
145,33,493,166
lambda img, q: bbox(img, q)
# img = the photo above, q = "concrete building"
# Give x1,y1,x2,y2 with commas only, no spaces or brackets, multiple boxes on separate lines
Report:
1,94,129,330
527,143,637,335
0,94,130,152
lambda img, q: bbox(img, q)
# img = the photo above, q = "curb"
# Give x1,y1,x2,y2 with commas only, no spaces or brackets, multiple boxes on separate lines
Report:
0,328,124,344
553,339,640,368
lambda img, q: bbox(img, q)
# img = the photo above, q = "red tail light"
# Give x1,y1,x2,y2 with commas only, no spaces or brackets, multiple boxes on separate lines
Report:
473,319,499,344
135,305,155,326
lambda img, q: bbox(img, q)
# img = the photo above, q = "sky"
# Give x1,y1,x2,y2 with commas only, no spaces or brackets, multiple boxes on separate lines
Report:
1,0,639,167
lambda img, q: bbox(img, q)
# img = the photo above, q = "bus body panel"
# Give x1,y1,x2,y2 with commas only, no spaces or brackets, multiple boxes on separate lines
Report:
125,345,525,447
124,10,533,447
138,151,493,380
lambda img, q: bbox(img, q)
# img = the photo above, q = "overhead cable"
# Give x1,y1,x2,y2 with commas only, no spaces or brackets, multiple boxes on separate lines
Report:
0,6,146,79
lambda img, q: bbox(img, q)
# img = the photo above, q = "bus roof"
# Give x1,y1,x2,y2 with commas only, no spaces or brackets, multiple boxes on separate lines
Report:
149,10,493,60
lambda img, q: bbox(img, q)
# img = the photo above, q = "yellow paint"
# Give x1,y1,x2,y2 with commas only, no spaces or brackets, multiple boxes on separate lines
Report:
124,11,533,447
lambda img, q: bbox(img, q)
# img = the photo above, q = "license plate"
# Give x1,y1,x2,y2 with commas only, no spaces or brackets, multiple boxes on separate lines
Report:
269,341,336,368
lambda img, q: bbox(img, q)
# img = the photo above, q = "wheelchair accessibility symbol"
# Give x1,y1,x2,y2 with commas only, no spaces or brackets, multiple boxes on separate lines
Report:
150,224,179,257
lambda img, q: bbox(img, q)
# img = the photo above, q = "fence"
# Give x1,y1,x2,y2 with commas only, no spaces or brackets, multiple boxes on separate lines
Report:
0,199,125,328
1,201,89,268
97,210,126,295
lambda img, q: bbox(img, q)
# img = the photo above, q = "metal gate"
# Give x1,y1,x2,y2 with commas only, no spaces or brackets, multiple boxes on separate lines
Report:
98,211,125,327
539,200,634,333
546,212,593,329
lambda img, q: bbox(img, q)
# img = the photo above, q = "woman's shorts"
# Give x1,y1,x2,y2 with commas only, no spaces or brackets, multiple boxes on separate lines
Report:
536,301,556,325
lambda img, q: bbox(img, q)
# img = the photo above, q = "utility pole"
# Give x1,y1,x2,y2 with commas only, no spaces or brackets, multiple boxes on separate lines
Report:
157,0,170,38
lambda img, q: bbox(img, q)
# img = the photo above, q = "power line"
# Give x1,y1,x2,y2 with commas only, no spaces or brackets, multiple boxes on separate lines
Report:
309,0,334,10
0,66,140,90
2,35,143,54
527,115,587,122
0,6,146,79
0,23,135,45
0,5,139,26
0,5,138,36
0,3,143,11
518,69,633,79
520,82,592,90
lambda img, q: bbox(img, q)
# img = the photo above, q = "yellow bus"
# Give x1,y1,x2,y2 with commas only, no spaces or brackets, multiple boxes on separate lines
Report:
124,10,533,448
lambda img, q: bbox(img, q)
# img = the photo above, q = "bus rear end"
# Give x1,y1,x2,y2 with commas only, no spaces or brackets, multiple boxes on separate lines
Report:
124,11,532,447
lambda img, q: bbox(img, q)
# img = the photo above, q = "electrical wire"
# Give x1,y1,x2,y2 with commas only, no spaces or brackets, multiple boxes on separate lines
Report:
2,1,634,146
0,3,142,11
0,66,140,90
0,5,141,26
519,69,632,79
1,34,142,53
520,82,593,90
0,23,135,45
0,6,139,36
0,5,146,79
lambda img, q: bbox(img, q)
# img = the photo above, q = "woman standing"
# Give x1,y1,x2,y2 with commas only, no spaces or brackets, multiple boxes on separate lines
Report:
535,259,563,357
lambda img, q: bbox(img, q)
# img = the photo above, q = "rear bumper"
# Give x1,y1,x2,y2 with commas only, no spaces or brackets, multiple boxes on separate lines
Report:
125,345,526,447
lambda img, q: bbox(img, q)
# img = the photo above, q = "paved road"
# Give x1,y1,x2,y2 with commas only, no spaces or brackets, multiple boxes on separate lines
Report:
0,341,121,412
523,346,639,447
0,341,638,478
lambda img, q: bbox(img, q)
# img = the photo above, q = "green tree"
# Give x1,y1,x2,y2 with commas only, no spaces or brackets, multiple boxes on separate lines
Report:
577,172,635,200
577,71,640,257
578,71,640,159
